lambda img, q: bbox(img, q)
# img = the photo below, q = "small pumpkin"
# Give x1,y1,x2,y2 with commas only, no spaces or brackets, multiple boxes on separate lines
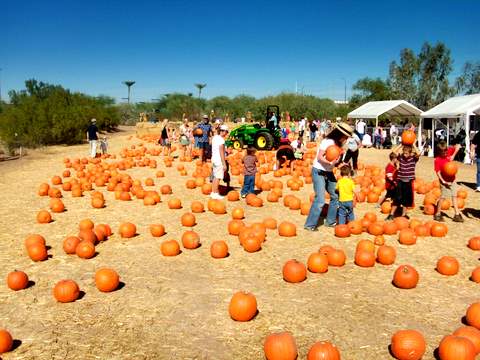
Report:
376,245,396,265
150,224,166,237
355,250,375,267
0,329,13,354
119,222,136,238
25,234,46,248
53,279,80,303
95,268,120,292
190,201,204,213
181,231,200,249
466,302,480,329
263,217,278,230
181,212,196,227
468,237,480,250
264,332,298,360
471,267,480,283
160,240,181,256
393,265,419,289
436,256,459,276
438,335,476,360
390,329,426,360
79,219,94,231
325,145,341,161
327,249,346,267
168,198,182,209
430,222,448,237
76,241,95,259
27,243,48,262
278,222,297,237
228,220,245,236
63,236,81,254
401,130,416,145
307,253,328,273
36,210,52,224
307,341,341,360
283,259,307,283
228,291,257,322
231,207,245,220
334,224,351,238
453,326,480,354
398,228,417,245
7,270,29,291
243,237,262,253
210,241,228,258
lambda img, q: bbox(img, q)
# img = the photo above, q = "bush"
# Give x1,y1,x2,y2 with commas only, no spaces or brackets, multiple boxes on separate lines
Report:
0,79,120,152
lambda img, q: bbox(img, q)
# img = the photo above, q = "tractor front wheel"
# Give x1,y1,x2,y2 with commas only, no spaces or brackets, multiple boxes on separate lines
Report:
232,139,244,150
254,132,274,151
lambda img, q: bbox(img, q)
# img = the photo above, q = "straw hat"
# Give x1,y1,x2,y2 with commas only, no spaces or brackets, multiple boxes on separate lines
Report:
335,122,353,137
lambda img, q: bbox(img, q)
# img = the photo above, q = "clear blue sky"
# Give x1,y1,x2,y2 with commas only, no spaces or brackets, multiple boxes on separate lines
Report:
2,0,479,102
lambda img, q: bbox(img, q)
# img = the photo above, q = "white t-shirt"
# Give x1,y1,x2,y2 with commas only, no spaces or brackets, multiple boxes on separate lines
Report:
211,135,225,165
356,120,366,134
346,133,361,152
362,134,372,146
299,119,306,131
313,138,335,171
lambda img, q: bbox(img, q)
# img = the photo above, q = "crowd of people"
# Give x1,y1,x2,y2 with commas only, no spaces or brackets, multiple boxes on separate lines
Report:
85,113,480,226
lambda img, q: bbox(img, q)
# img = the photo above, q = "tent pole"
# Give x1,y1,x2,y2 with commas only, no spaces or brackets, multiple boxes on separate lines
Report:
447,120,450,147
429,119,435,157
417,117,422,154
464,113,471,164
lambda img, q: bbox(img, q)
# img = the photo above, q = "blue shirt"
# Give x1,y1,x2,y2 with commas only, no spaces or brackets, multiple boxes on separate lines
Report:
198,123,211,143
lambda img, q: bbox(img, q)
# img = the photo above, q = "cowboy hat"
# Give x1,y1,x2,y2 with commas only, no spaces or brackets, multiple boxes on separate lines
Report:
335,122,353,137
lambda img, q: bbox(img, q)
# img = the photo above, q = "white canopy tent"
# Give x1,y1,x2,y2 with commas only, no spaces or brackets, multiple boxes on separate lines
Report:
348,100,423,128
420,94,480,163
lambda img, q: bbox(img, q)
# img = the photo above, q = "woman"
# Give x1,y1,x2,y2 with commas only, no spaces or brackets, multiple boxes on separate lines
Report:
304,122,353,231
159,119,172,155
343,130,362,172
179,119,192,158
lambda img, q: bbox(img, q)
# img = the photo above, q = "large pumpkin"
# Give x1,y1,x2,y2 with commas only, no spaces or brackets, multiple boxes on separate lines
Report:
453,326,480,354
436,256,459,276
334,224,351,238
438,335,476,360
283,259,307,283
95,268,120,292
228,291,257,322
264,332,298,360
466,303,480,329
0,329,13,354
307,341,341,360
325,145,341,161
390,329,426,360
393,265,419,289
7,270,29,291
53,280,80,303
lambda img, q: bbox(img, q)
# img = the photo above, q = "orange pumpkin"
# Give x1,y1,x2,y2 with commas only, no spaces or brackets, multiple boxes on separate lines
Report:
466,302,480,329
150,224,166,237
390,329,426,360
278,222,297,237
376,245,396,265
264,332,297,360
168,198,182,209
307,341,341,360
438,335,476,360
307,253,328,273
453,326,480,354
471,267,480,283
327,249,346,267
76,241,95,259
436,256,459,276
356,239,375,253
36,210,52,224
95,268,120,292
190,201,205,213
354,250,376,267
210,241,228,258
325,145,341,161
263,217,278,230
119,222,136,238
468,237,480,250
53,279,80,303
334,224,351,238
348,220,363,235
283,259,307,283
7,270,29,291
367,222,384,236
27,243,48,262
231,207,245,220
398,228,417,245
442,161,458,178
24,234,46,248
430,222,448,237
181,212,196,227
63,236,81,254
393,264,419,289
401,130,416,145
160,240,181,256
0,329,13,354
181,231,200,249
228,291,257,322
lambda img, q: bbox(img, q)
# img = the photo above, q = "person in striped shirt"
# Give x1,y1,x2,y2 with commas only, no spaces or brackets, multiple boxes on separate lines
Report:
386,144,420,220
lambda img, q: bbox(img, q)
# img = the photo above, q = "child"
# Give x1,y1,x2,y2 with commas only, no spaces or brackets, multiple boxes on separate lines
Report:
377,152,398,207
386,144,420,220
336,165,356,224
433,141,463,222
99,136,108,155
241,147,258,198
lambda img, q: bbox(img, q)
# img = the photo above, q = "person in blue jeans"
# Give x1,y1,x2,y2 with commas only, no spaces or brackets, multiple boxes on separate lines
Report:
304,122,353,231
471,130,480,192
241,147,258,198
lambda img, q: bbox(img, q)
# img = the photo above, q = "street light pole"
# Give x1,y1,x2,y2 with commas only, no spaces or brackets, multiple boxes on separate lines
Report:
0,68,2,103
122,81,135,104
341,78,347,104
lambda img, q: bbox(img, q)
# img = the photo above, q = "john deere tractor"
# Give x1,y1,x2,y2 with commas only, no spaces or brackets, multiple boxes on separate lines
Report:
225,105,282,151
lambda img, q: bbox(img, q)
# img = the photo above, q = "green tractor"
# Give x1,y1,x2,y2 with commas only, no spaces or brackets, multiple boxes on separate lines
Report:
225,105,282,151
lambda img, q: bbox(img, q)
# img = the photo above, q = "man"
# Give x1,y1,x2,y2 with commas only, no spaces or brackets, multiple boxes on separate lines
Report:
471,130,480,192
196,115,213,163
355,119,366,139
390,123,398,145
298,116,306,137
211,125,229,199
86,118,99,158
268,112,278,130
308,120,318,142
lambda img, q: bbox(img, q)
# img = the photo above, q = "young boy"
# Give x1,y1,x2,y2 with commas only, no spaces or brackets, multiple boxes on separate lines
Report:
433,141,463,222
336,165,356,224
241,147,258,198
386,144,420,220
377,152,398,207
99,136,108,155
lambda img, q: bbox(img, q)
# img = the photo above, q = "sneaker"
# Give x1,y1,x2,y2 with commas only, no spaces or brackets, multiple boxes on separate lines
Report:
453,214,464,223
324,222,337,228
403,214,410,220
304,227,318,232
476,187,480,192
241,194,247,198
210,193,224,200
385,215,394,221
433,214,444,222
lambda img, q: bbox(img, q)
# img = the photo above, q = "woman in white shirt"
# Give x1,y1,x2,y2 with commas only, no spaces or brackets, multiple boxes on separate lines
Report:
304,122,353,231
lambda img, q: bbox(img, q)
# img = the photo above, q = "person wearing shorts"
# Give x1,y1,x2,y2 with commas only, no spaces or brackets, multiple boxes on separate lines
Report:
434,141,463,222
210,125,229,199
196,115,212,163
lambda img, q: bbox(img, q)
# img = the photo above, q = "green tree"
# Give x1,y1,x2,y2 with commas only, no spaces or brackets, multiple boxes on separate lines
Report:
349,77,392,107
456,61,480,95
194,83,207,98
389,48,419,104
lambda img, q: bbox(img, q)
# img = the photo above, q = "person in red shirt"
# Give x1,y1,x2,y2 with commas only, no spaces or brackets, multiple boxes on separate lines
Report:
434,141,463,222
377,152,398,207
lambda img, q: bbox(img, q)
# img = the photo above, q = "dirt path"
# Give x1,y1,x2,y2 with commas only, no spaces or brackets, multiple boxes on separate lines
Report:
0,129,479,359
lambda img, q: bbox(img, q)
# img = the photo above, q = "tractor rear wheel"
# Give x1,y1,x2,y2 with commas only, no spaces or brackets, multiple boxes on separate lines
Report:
254,132,274,150
232,139,244,150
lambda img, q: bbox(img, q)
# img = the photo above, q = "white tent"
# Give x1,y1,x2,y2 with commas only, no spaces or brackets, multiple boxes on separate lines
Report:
420,94,480,163
348,100,423,127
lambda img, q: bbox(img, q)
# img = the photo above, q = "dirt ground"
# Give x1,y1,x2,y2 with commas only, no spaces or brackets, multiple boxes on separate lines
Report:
0,126,479,360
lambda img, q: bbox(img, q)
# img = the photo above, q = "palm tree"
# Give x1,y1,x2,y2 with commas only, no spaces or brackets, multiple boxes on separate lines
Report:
194,83,207,98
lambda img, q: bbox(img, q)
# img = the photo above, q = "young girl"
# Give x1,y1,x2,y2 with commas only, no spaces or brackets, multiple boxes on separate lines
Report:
386,144,420,220
336,165,357,224
433,141,463,222
377,152,398,207
241,147,258,198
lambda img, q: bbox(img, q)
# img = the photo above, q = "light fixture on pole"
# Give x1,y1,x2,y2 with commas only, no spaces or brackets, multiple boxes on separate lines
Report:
122,81,135,104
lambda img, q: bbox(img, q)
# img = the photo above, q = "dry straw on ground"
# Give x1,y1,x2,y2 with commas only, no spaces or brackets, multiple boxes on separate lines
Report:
0,126,479,359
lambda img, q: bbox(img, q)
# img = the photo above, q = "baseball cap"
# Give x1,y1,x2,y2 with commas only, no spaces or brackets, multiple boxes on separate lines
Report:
202,114,209,119
91,118,97,123
220,125,229,132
